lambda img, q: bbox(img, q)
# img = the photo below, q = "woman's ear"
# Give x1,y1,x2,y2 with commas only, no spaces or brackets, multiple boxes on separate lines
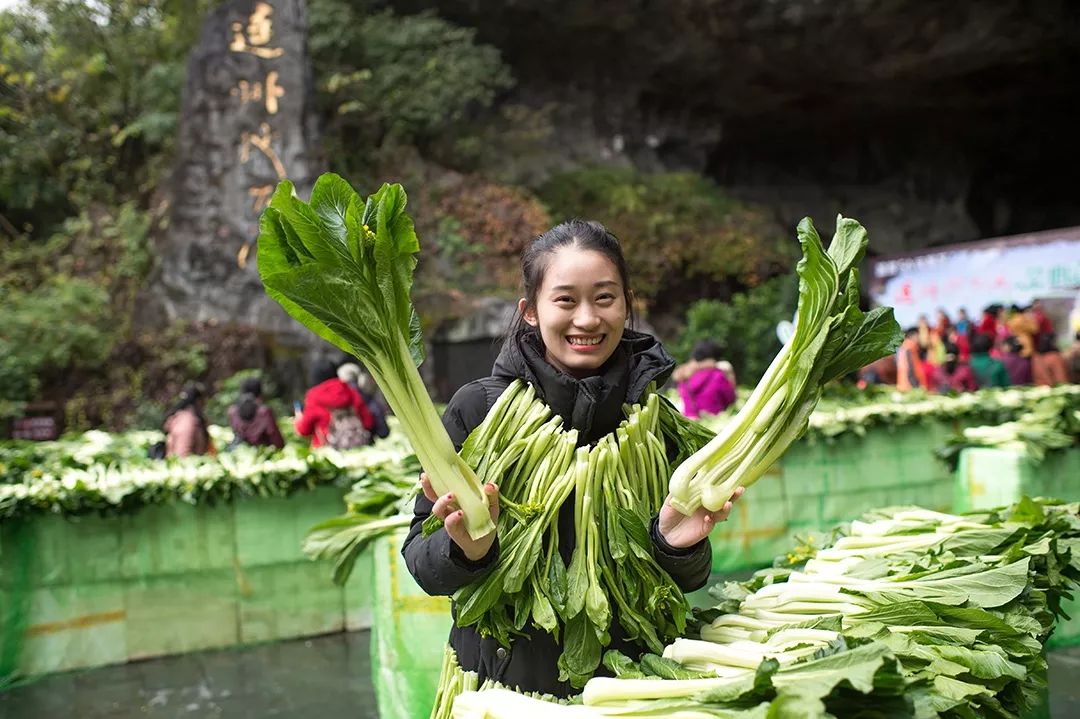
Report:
518,297,538,327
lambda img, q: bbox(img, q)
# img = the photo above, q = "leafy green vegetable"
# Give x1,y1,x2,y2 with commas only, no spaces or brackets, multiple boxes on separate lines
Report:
668,216,902,515
446,381,703,687
257,176,494,539
935,394,1079,470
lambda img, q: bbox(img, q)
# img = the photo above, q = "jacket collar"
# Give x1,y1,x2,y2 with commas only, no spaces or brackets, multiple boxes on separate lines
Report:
491,328,674,443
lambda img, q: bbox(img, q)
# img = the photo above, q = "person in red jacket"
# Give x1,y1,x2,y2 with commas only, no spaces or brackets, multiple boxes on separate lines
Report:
295,360,375,448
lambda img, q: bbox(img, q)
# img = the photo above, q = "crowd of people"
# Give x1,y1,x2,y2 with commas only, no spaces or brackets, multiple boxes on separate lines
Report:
862,302,1080,393
159,359,391,459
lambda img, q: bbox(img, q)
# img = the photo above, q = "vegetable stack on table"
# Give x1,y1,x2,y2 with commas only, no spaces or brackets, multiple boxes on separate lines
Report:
452,498,1079,718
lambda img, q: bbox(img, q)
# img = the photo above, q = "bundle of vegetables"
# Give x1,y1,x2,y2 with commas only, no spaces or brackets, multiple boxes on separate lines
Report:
451,498,1080,718
257,176,494,541
442,380,709,687
0,429,166,485
430,644,573,719
935,394,1080,470
302,453,421,585
0,440,411,520
453,639,910,718
668,217,902,514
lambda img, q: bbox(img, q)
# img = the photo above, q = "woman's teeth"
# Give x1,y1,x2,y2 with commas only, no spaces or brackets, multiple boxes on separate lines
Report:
567,336,603,346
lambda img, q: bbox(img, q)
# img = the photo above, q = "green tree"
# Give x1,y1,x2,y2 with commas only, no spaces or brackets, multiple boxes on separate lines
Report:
0,278,114,421
672,275,798,386
539,167,790,315
0,0,211,237
309,0,514,178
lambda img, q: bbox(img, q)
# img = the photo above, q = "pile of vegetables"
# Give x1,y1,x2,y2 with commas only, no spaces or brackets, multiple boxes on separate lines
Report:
668,216,902,514
0,432,412,520
450,498,1080,718
438,381,709,686
935,394,1080,469
697,384,1080,444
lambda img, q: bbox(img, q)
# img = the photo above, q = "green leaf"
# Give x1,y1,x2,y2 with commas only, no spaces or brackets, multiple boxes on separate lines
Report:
639,653,716,680
309,172,356,251
601,650,645,679
820,306,903,384
771,640,898,697
826,215,869,277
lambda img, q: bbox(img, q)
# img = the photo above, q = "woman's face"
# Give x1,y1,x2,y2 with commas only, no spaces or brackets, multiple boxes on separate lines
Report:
520,247,628,379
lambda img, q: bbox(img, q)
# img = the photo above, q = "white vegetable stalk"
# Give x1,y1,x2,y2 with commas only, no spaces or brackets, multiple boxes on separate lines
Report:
667,217,901,515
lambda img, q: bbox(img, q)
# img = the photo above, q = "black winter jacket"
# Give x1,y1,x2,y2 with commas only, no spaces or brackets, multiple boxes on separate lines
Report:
401,329,712,697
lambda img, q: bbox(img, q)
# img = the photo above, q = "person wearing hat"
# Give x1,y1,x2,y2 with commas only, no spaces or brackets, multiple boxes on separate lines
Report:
338,362,391,439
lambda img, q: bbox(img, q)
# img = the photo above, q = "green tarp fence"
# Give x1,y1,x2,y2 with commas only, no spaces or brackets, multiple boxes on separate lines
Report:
370,529,449,719
0,486,374,680
708,421,957,572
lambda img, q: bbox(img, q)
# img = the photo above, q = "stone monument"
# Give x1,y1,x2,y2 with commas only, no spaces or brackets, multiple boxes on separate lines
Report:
155,0,321,345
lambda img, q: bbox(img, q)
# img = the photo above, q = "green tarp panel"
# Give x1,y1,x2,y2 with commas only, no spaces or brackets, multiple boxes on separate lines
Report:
710,424,955,573
370,529,451,719
955,446,1080,649
0,486,368,678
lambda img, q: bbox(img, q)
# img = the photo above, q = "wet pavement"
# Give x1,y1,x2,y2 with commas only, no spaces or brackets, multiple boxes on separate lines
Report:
0,631,376,719
0,631,1077,718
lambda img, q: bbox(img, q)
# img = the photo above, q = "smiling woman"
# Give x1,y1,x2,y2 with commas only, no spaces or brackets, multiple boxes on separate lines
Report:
516,222,633,378
402,218,744,698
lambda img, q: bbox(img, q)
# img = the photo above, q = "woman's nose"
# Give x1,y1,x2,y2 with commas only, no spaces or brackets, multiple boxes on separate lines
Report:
573,305,602,330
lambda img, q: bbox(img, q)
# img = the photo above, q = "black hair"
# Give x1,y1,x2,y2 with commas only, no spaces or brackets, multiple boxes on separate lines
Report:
971,333,993,354
943,341,960,375
163,382,209,439
1004,336,1022,354
236,392,259,422
311,359,339,386
904,327,919,339
240,377,262,397
1009,304,1023,314
691,340,725,362
507,219,635,339
1036,334,1058,354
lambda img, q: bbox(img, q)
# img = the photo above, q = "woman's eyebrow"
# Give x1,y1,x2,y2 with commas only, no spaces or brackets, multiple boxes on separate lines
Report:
550,280,619,291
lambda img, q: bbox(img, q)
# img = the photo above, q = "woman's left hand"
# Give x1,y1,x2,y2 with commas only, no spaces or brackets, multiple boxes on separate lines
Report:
658,486,744,549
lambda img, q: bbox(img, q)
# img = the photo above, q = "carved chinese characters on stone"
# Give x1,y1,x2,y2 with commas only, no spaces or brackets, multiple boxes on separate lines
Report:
156,0,321,342
229,2,289,267
240,122,288,181
230,71,285,114
230,1,284,58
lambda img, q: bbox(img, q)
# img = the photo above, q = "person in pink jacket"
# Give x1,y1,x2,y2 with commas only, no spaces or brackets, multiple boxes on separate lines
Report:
674,340,736,419
163,383,213,458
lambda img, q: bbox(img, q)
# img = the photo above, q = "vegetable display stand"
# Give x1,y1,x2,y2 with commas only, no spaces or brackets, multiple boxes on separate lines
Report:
370,529,451,719
0,486,372,677
709,423,955,573
954,445,1080,649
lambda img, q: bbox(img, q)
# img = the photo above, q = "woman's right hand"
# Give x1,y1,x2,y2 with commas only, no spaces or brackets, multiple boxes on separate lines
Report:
421,472,500,562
